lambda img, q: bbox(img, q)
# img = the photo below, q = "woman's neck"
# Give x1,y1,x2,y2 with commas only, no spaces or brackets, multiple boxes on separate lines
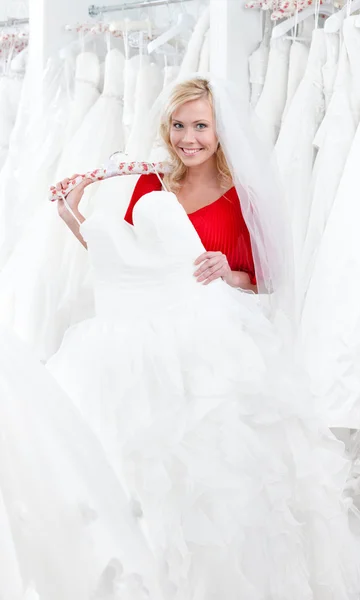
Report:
184,157,218,187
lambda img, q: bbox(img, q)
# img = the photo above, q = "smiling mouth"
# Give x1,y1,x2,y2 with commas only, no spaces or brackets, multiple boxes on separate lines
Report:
179,148,203,156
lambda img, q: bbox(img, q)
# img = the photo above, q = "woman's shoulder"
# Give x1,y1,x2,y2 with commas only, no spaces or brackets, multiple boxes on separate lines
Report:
124,174,162,224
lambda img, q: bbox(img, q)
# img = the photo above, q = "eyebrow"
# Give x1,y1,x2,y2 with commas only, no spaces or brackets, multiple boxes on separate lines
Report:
172,119,210,124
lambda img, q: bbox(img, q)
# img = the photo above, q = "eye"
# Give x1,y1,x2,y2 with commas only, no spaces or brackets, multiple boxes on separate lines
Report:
196,123,207,130
173,122,183,129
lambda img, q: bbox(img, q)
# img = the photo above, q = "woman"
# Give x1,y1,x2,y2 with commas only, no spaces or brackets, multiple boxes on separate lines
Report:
56,79,258,293
50,78,360,599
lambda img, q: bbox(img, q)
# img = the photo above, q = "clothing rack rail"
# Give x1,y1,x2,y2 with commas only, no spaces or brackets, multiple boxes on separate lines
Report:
89,0,192,18
0,17,29,27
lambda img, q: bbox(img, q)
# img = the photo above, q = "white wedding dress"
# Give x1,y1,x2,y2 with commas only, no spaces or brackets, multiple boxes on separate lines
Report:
126,60,163,158
302,18,360,299
275,29,330,308
123,54,142,145
61,51,101,150
178,6,210,78
300,21,360,430
47,188,360,599
322,28,340,111
255,37,291,144
0,48,125,361
0,54,75,267
282,40,309,118
0,327,162,600
0,73,23,170
249,38,270,108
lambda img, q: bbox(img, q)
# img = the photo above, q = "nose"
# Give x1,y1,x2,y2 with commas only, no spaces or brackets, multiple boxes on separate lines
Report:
181,127,196,144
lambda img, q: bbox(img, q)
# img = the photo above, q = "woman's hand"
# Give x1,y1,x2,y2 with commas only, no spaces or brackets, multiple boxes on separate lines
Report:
194,251,257,291
194,251,233,285
55,175,92,221
55,175,93,250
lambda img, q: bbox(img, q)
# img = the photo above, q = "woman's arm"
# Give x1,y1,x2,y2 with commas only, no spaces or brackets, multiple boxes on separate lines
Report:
227,270,258,293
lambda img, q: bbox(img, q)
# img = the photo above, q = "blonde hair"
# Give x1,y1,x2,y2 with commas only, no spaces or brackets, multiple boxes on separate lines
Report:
159,78,232,192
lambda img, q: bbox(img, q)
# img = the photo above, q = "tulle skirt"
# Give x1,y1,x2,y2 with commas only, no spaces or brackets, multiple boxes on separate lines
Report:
48,287,360,600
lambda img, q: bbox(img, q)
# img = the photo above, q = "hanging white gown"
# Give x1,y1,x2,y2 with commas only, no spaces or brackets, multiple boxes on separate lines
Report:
275,29,329,305
300,24,360,430
322,28,340,111
0,326,163,600
126,61,163,158
123,54,143,144
61,51,101,149
93,60,164,233
255,37,291,144
282,40,309,118
0,74,23,170
198,28,210,73
0,54,75,267
178,6,210,78
0,48,125,361
302,19,359,299
163,65,180,90
47,188,360,600
249,38,270,108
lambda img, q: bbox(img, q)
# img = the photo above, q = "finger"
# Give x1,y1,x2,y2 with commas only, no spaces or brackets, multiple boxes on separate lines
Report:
58,175,82,191
64,177,90,197
203,267,227,285
194,256,225,276
75,177,92,191
194,251,222,265
61,178,71,190
197,263,224,283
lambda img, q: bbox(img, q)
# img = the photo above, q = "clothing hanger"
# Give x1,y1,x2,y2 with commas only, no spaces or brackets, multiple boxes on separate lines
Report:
62,18,107,58
147,3,195,54
271,2,334,38
324,0,360,31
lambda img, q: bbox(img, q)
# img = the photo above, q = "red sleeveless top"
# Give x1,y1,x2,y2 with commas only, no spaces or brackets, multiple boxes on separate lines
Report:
124,174,256,284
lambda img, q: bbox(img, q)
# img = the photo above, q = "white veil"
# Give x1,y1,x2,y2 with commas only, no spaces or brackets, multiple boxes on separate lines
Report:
133,75,294,323
209,79,294,321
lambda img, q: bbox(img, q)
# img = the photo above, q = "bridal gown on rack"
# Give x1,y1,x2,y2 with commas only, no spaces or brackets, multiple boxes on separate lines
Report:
178,6,210,78
301,21,360,430
275,29,330,308
302,17,360,298
95,59,164,242
0,53,78,267
0,48,124,361
255,37,291,145
126,60,163,158
249,37,270,108
322,28,340,111
282,40,309,118
0,73,23,170
61,51,101,149
0,326,163,600
48,187,360,599
123,54,142,144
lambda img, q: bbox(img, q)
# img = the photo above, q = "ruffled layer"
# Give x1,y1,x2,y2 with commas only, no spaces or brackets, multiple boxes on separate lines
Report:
48,293,360,599
0,328,162,600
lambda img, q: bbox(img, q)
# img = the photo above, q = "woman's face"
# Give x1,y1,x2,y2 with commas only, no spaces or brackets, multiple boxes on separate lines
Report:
170,97,218,168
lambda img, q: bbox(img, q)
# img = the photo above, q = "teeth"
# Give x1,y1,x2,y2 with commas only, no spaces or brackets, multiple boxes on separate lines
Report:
181,148,202,156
